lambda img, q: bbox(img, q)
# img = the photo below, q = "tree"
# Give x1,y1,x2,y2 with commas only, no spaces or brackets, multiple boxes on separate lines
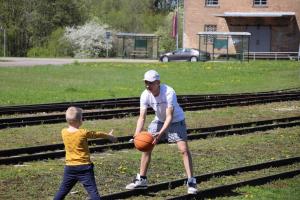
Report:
0,0,182,57
64,20,114,58
27,28,74,57
88,0,166,33
0,0,87,56
153,0,182,11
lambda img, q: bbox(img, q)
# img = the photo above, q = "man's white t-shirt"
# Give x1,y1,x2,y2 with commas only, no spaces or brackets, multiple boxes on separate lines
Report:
140,84,185,123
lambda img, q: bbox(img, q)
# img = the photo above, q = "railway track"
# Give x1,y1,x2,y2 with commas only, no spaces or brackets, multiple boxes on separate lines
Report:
1,91,300,129
2,88,299,199
100,157,300,199
167,169,300,200
1,116,299,165
0,88,299,115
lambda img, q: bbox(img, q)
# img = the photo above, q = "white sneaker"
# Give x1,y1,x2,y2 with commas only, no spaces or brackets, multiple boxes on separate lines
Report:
125,174,148,189
187,177,198,194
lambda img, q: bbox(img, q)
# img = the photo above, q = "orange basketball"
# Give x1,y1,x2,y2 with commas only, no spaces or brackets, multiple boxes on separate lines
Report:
134,131,154,152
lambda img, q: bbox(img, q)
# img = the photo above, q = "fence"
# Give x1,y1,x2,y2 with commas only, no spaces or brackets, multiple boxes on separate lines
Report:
246,52,299,61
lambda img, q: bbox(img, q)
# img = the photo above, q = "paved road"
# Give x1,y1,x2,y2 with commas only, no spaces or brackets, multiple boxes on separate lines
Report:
0,57,158,67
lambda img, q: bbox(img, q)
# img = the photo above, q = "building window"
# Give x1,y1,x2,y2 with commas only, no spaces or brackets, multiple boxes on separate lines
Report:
254,0,267,6
204,24,217,44
205,0,219,6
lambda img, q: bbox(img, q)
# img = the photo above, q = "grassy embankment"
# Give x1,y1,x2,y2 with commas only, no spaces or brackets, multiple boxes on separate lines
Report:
0,61,299,199
0,60,299,105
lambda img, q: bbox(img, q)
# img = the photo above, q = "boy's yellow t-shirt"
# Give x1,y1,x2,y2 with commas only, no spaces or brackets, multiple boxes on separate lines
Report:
61,128,110,166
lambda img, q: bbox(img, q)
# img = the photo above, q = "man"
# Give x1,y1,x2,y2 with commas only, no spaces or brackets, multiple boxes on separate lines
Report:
125,70,197,194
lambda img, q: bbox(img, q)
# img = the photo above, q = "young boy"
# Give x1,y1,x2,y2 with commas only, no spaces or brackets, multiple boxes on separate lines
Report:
54,106,117,200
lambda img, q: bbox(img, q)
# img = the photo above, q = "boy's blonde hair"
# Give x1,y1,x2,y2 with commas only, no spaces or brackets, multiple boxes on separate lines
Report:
66,106,83,123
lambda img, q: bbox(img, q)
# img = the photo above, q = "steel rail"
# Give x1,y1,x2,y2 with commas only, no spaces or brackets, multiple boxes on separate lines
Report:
100,157,300,200
0,89,299,115
1,116,299,158
167,169,300,200
1,119,299,165
1,92,300,129
182,93,300,110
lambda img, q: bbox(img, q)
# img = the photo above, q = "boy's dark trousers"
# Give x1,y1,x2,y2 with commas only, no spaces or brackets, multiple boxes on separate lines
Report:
54,163,101,200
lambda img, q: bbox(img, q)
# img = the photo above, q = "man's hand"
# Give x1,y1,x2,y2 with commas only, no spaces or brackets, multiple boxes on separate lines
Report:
152,132,161,145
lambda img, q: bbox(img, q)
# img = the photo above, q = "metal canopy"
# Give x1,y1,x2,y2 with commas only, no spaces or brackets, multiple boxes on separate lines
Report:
116,32,159,38
197,32,251,62
197,32,251,36
215,12,296,18
116,32,159,59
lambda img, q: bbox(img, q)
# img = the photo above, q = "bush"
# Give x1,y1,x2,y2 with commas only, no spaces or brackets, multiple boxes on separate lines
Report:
27,28,74,57
155,12,177,53
64,20,115,58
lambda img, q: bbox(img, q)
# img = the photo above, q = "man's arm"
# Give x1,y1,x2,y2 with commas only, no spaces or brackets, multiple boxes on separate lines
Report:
154,107,174,144
134,107,147,136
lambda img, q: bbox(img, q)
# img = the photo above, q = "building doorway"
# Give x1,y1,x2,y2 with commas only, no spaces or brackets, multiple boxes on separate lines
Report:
246,26,271,52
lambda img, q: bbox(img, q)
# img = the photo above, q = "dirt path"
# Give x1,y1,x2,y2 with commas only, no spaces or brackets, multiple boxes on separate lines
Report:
0,57,158,67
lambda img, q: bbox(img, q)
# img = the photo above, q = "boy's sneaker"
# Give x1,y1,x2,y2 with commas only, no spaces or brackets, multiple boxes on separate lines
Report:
125,174,148,189
187,177,197,194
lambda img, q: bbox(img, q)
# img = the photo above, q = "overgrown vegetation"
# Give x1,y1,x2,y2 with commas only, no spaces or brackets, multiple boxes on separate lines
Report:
1,125,299,199
0,0,88,57
0,0,181,57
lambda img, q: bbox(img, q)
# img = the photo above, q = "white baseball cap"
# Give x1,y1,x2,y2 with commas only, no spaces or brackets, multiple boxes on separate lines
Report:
143,70,160,82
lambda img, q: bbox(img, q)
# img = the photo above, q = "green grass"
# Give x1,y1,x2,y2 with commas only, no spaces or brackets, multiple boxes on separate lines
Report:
216,175,300,200
146,164,300,200
0,60,299,199
0,61,299,105
0,101,299,199
0,126,299,199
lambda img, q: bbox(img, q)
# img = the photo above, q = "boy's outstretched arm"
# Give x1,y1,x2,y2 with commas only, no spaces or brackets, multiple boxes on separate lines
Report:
87,129,117,143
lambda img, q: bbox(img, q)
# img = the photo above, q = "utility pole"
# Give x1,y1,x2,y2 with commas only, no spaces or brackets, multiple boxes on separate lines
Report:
0,26,5,57
105,31,111,58
176,0,179,50
182,0,184,48
3,28,5,57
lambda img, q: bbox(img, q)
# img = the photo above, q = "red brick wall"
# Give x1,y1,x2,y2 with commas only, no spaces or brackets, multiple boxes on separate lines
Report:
184,0,300,51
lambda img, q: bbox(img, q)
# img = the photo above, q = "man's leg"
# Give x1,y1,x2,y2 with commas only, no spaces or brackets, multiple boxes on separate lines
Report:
125,119,160,190
176,140,193,178
177,140,198,194
139,150,152,176
125,150,152,189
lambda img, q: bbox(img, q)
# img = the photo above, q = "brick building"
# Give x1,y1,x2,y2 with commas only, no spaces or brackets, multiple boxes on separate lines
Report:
184,0,300,52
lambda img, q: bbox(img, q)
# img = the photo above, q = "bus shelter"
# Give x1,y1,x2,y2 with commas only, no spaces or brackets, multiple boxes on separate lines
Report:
197,32,251,61
116,33,159,59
